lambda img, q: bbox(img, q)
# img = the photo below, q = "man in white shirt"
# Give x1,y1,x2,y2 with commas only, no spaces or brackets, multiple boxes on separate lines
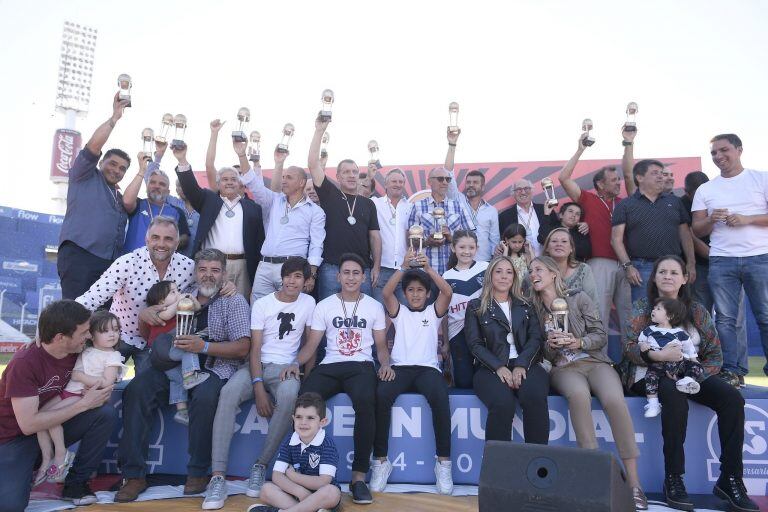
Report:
240,148,326,302
371,168,411,303
498,179,559,257
203,257,316,510
692,133,768,383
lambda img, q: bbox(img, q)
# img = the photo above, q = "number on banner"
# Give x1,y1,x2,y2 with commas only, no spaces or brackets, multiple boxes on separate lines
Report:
392,452,407,471
346,451,354,470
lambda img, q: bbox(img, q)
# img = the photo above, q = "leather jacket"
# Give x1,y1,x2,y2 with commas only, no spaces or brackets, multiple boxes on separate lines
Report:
463,296,544,372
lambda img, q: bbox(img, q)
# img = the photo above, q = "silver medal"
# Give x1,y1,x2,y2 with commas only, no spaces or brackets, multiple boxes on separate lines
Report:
280,216,289,225
347,216,356,225
225,210,235,218
389,217,396,225
507,332,514,345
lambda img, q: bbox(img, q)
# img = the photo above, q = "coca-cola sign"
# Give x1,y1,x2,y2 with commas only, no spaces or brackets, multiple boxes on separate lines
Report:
50,128,82,180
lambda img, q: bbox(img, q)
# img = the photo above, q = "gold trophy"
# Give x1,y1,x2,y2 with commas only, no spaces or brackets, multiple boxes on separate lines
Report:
541,177,558,208
141,128,154,161
155,113,174,143
176,297,196,336
319,89,334,122
624,102,638,132
368,139,381,169
170,114,188,150
117,73,132,107
408,225,425,267
232,107,250,143
320,132,330,159
581,118,595,147
551,297,569,333
432,207,446,242
277,123,294,154
448,102,460,134
248,131,261,163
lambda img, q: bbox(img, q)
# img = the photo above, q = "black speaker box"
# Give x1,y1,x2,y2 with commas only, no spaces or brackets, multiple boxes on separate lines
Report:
479,441,635,512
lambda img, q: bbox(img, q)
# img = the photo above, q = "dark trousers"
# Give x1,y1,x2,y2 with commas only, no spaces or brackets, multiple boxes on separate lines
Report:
449,331,474,389
374,365,451,458
632,374,745,476
644,359,705,396
57,241,113,300
119,365,225,478
300,361,377,474
474,361,550,444
0,404,117,512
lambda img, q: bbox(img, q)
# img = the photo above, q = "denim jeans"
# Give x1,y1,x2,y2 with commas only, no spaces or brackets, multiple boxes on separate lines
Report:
317,263,373,301
372,266,406,304
630,258,657,304
118,340,152,375
165,348,203,405
709,254,768,375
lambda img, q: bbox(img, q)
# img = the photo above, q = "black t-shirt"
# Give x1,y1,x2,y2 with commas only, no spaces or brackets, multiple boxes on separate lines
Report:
315,178,379,267
681,194,709,267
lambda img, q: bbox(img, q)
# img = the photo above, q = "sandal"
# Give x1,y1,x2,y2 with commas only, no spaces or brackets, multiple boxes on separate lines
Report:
33,464,56,487
48,451,75,483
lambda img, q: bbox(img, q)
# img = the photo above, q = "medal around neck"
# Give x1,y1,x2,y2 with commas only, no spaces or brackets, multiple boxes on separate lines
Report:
347,215,356,225
225,210,235,218
280,215,289,224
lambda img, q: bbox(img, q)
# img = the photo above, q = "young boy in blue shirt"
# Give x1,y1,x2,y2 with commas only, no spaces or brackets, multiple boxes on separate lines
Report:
248,392,341,512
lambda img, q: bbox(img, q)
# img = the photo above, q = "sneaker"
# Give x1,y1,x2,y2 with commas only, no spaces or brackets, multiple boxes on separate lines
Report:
434,460,454,495
663,473,693,511
174,409,190,426
202,475,227,510
246,506,279,512
644,401,661,418
62,481,98,506
183,371,210,390
675,377,701,394
713,474,759,512
369,459,393,492
717,369,740,389
350,480,373,504
245,463,266,498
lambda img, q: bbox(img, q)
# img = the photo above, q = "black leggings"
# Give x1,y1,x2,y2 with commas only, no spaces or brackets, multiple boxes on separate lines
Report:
374,365,451,458
474,361,550,444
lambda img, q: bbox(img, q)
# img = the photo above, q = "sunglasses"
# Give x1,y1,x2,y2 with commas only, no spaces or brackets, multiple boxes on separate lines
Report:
432,176,452,183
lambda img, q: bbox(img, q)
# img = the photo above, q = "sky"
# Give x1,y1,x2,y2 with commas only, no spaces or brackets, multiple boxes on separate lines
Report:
1,0,767,215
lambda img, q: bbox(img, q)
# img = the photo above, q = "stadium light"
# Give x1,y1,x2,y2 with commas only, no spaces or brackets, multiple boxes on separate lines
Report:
56,21,98,122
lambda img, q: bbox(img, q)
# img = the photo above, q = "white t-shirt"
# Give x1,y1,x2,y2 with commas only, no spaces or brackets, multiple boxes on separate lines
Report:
64,347,127,394
497,300,519,359
251,292,316,365
311,294,386,364
390,303,443,370
443,261,488,340
691,168,768,257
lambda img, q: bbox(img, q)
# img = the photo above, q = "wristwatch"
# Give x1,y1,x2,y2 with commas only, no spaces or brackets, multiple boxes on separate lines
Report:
621,261,633,270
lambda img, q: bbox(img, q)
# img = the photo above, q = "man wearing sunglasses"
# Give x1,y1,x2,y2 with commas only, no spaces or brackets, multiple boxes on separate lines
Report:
407,167,472,274
498,179,559,256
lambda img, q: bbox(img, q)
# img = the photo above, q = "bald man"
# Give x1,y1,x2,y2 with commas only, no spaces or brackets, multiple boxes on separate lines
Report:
498,179,558,256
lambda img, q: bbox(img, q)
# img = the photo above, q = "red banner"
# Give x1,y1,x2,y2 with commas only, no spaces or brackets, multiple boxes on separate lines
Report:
50,128,82,181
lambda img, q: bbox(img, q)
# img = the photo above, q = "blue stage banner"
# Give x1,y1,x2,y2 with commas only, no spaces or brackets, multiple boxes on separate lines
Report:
99,390,768,496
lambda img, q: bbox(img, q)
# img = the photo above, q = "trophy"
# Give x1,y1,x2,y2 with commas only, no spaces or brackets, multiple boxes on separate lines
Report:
368,139,381,169
431,207,446,242
408,225,425,267
624,102,638,132
320,132,330,159
170,114,188,150
277,123,294,154
176,297,196,336
247,131,261,163
541,177,558,208
318,89,334,122
232,107,250,142
448,102,460,134
117,73,132,107
581,118,595,147
550,297,569,333
155,113,174,143
141,128,154,161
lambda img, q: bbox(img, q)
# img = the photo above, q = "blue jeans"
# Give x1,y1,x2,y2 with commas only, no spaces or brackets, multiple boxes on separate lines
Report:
709,254,768,376
372,266,406,304
166,348,203,405
317,263,373,301
0,404,117,512
630,258,657,304
119,340,152,375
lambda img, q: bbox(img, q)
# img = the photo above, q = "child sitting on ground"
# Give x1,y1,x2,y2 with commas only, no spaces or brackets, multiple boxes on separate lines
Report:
247,392,341,512
639,297,705,418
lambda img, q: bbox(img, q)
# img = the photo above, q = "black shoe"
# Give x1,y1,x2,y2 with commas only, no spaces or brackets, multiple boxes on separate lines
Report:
738,374,746,388
350,480,373,504
62,481,98,506
714,474,759,512
717,369,740,388
663,474,693,511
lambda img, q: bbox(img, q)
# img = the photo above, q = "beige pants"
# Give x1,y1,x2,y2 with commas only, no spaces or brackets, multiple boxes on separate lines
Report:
550,359,639,459
587,257,632,338
226,258,251,302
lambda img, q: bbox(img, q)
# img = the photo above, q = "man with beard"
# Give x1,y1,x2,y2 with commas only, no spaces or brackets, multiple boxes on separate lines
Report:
76,217,196,371
115,248,251,503
122,156,190,253
662,167,676,195
371,168,411,302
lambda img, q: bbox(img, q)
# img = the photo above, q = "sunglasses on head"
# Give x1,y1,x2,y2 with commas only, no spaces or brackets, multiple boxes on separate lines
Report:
432,176,452,183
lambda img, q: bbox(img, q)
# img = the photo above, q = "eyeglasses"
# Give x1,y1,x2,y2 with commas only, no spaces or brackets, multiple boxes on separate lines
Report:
514,187,532,192
432,176,452,183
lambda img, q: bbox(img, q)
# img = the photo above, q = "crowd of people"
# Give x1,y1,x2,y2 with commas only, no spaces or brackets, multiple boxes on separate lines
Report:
0,90,766,512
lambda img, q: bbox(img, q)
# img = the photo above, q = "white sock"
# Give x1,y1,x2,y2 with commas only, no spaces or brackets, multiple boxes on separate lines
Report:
647,397,659,405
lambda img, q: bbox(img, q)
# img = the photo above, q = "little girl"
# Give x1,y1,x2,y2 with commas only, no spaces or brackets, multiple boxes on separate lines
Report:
639,297,705,418
496,224,533,282
144,281,207,426
35,310,126,485
443,230,488,388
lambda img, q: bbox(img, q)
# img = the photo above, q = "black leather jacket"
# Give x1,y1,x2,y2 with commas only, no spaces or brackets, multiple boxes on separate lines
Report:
463,296,544,372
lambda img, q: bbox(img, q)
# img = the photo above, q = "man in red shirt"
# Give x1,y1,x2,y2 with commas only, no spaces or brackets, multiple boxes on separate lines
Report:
0,301,115,510
558,126,637,361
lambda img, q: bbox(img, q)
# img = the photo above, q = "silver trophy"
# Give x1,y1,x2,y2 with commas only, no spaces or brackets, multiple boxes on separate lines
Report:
550,297,569,333
176,297,196,336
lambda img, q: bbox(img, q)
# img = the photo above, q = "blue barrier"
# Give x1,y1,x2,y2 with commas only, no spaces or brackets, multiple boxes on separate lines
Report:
99,387,768,496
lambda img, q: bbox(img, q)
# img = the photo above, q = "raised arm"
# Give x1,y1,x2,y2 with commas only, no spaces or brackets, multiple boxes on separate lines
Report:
621,125,637,196
270,148,288,192
84,92,129,158
206,119,225,192
174,144,206,212
381,262,406,317
308,117,330,186
425,261,453,317
122,152,150,214
143,141,167,184
558,136,587,202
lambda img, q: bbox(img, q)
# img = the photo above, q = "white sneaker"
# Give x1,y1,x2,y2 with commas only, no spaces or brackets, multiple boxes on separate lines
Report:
435,460,454,495
644,401,661,418
676,377,701,394
369,459,393,492
202,475,227,510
